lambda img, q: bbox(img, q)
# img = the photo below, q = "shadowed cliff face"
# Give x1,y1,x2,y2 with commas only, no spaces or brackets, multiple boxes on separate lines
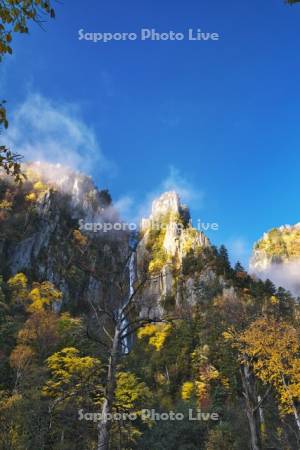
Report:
250,224,300,296
0,162,129,311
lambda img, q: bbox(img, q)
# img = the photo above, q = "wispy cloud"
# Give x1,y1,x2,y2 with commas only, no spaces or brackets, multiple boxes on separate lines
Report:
4,93,113,175
226,237,252,268
114,196,135,222
161,165,204,208
114,165,204,224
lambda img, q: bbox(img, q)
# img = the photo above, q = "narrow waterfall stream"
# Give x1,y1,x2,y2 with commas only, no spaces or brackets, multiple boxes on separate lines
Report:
119,251,136,354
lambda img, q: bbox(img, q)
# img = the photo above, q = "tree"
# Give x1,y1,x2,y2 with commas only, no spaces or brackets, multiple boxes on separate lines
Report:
7,272,28,305
0,100,23,182
93,260,151,450
236,317,300,435
98,189,112,207
113,371,152,446
205,424,235,450
28,281,62,313
8,278,63,393
223,315,300,449
43,351,152,449
17,310,60,359
43,347,102,407
0,0,55,59
9,344,35,391
73,244,178,450
217,245,232,277
0,1,56,179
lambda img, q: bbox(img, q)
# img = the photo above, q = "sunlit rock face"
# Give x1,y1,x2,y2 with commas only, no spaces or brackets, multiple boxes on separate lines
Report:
141,191,190,231
250,224,300,296
137,191,211,318
25,162,111,219
141,191,208,261
151,191,181,217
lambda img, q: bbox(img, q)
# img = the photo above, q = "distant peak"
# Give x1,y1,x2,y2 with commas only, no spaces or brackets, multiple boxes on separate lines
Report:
151,191,181,217
141,191,191,232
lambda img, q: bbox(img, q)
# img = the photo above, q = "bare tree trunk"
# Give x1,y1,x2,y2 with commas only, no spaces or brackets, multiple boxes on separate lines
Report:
282,375,300,433
291,400,300,433
97,326,120,450
240,364,262,450
257,395,266,443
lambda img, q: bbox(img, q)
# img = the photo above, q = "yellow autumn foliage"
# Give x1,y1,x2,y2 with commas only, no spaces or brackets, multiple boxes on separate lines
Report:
235,317,300,416
195,381,207,399
190,345,220,403
0,200,12,210
43,347,101,399
25,192,37,202
33,181,47,192
7,273,28,305
28,281,62,313
270,295,279,305
137,323,172,350
181,381,195,400
73,229,88,248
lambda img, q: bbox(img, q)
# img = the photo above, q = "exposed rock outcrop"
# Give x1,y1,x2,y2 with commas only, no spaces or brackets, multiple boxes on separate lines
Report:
137,191,211,317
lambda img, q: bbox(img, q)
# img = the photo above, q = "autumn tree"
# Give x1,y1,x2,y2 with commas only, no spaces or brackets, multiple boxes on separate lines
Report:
42,348,152,448
7,272,28,306
43,346,103,434
236,317,300,435
9,344,34,391
8,275,63,389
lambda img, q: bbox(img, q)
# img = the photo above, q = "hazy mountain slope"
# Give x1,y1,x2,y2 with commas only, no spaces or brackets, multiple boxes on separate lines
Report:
250,224,300,296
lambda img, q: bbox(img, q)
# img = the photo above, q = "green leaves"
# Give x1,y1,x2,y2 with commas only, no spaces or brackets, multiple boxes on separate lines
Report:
0,148,23,182
0,100,8,129
0,1,55,60
0,100,25,182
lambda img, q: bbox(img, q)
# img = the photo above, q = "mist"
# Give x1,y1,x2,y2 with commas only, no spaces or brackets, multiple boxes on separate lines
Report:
251,260,300,297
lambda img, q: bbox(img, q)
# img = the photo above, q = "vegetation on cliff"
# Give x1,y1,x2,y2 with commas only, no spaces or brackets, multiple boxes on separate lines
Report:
254,225,300,260
0,173,300,449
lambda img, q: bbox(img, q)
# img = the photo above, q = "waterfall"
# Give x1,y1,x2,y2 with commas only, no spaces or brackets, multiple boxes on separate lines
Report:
129,250,136,298
119,251,136,354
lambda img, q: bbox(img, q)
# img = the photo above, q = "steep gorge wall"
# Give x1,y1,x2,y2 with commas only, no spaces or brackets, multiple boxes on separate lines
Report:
0,163,129,311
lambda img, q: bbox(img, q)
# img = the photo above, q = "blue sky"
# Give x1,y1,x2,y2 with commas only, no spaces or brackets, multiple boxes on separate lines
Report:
2,0,300,266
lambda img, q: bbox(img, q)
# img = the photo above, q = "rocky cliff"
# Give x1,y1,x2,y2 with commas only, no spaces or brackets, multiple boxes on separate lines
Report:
250,223,300,295
136,191,216,317
0,162,129,311
0,169,230,318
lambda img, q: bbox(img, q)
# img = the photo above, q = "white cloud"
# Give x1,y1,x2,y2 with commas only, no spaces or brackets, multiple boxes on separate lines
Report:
161,165,204,208
226,237,251,268
251,261,300,297
4,93,112,175
114,195,135,221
